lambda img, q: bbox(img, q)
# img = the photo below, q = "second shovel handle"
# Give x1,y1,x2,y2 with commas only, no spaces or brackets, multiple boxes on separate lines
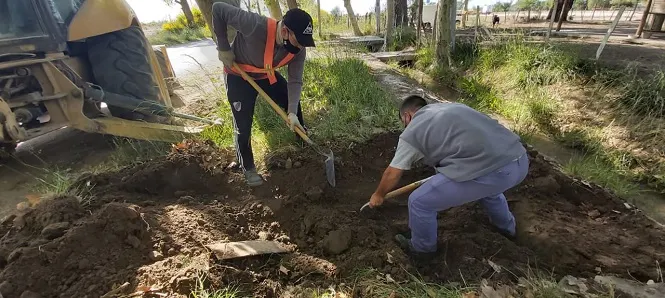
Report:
385,176,432,199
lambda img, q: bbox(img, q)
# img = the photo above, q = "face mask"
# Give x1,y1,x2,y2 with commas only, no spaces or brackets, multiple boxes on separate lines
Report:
283,38,301,54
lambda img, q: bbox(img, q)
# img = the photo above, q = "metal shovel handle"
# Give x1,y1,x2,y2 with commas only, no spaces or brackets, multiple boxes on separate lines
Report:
360,176,433,211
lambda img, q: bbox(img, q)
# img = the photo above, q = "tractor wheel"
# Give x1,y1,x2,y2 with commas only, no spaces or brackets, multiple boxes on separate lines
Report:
87,26,160,120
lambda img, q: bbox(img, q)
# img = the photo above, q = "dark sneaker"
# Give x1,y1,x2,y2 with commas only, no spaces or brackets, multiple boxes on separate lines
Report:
244,170,264,187
394,234,436,262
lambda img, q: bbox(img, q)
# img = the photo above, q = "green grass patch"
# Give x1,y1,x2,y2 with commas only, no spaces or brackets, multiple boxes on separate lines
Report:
407,39,665,196
199,51,400,169
148,26,211,46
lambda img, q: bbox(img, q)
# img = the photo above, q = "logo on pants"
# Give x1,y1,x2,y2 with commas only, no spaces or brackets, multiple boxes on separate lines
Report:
233,101,242,112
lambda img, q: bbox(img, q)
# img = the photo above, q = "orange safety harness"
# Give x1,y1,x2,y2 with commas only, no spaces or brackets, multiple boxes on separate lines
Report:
225,18,294,85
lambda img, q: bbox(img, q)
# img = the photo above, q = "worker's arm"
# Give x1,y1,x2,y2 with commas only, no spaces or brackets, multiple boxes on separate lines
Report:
369,139,424,207
212,2,263,51
287,48,307,115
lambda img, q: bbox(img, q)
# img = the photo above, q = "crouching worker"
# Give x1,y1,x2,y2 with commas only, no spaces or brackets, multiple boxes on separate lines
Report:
367,95,529,259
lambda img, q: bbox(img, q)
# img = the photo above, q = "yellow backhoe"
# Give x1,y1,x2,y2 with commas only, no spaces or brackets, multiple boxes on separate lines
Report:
0,0,212,155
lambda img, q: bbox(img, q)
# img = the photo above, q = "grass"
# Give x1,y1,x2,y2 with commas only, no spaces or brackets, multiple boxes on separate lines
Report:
404,38,665,197
148,26,212,46
198,48,401,169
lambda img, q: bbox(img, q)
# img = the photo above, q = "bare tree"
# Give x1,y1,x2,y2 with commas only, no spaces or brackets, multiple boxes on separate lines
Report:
375,0,381,34
265,0,283,19
343,0,363,36
317,0,322,38
385,0,395,49
435,0,454,68
286,0,298,9
164,0,195,26
416,0,423,48
195,0,241,44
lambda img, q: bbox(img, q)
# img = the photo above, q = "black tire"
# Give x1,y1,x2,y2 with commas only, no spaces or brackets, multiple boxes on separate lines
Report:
87,26,160,120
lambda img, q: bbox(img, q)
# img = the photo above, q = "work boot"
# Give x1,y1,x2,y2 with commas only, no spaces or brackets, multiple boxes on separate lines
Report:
244,169,264,187
394,234,436,262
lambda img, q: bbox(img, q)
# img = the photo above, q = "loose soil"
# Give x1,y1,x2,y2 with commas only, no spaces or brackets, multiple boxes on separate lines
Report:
1,135,664,297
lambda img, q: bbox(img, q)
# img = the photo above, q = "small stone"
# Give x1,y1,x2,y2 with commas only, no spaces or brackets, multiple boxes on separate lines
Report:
303,215,315,233
12,214,25,229
357,255,365,261
305,187,324,200
20,290,41,298
258,231,272,241
7,248,24,263
294,161,302,168
41,222,70,240
0,281,14,296
16,202,30,211
588,210,601,218
197,219,206,226
532,175,561,193
270,222,280,230
285,158,293,169
126,235,141,248
647,280,655,285
149,250,164,261
322,229,352,255
307,237,314,243
78,259,91,270
168,248,176,255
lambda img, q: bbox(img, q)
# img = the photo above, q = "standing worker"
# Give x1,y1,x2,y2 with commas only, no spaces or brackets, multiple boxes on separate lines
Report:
368,95,529,259
212,2,316,186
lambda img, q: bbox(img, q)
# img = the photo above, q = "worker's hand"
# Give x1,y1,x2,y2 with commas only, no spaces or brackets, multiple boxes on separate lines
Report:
218,50,235,68
369,192,385,208
288,113,304,132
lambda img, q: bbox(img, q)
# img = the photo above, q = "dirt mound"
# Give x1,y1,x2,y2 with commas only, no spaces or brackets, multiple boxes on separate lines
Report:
0,134,663,297
0,199,150,297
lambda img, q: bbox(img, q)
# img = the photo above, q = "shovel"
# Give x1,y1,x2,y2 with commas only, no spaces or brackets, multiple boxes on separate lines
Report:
360,176,432,212
232,63,336,187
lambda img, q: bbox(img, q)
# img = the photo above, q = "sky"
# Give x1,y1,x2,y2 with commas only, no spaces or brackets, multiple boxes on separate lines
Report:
127,0,500,23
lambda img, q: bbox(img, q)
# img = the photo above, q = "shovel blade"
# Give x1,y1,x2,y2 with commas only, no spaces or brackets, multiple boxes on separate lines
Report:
324,149,336,187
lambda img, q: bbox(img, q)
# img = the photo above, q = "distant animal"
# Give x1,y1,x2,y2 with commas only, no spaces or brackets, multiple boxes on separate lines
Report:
492,15,500,28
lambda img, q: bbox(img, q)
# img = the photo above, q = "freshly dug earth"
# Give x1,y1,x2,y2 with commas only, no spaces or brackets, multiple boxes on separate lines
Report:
0,135,663,297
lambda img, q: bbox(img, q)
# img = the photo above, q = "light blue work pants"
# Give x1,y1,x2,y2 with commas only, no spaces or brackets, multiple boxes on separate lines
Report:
408,154,529,252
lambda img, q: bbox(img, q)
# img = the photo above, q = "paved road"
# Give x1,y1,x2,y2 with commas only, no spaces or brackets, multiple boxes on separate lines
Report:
167,39,221,77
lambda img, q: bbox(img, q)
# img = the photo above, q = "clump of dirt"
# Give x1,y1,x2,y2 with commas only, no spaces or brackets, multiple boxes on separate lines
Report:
0,134,663,297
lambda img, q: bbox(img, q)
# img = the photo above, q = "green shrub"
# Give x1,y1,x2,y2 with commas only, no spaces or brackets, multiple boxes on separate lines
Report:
162,8,207,33
390,26,417,50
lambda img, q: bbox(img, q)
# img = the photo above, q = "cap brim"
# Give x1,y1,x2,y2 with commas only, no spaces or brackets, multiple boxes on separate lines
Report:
298,35,316,47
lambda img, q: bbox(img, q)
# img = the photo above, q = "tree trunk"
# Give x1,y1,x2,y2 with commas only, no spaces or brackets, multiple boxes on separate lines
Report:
195,0,241,44
385,0,395,49
286,0,297,9
556,0,570,31
342,0,362,36
504,11,507,21
461,0,469,27
375,0,381,34
591,5,596,20
527,8,531,21
179,0,195,26
317,0,321,38
435,0,453,68
265,0,282,19
433,2,438,37
417,0,423,48
547,0,574,22
395,0,409,26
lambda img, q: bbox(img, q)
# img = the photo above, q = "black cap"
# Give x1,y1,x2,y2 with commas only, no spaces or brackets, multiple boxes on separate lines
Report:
282,8,315,47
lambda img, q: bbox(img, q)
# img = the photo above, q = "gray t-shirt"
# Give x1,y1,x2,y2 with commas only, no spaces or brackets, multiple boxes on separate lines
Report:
389,139,424,170
212,2,305,114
